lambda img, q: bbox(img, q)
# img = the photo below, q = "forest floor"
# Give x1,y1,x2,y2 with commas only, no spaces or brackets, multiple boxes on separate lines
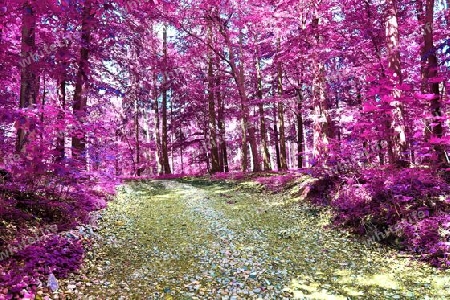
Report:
58,179,450,299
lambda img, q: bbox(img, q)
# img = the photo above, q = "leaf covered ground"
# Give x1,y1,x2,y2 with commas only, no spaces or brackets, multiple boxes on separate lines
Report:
61,179,450,299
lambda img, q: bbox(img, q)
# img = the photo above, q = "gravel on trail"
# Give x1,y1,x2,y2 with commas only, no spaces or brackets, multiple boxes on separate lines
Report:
52,179,450,299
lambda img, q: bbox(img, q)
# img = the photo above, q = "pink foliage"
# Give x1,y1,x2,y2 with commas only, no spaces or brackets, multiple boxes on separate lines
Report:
332,168,450,268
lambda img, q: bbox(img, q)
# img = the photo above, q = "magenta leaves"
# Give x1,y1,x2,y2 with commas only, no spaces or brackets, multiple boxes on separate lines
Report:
331,168,450,268
0,236,84,296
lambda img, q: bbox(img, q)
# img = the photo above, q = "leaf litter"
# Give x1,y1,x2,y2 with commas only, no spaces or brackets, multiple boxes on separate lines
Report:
57,179,450,299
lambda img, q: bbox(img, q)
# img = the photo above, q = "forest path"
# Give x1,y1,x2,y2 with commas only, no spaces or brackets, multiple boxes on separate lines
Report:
73,179,449,299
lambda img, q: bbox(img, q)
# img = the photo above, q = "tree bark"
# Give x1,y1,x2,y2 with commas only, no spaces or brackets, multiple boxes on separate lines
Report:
385,0,408,165
277,58,288,170
56,78,66,163
216,56,229,172
219,24,260,172
207,21,220,173
72,0,92,167
273,103,281,170
135,97,141,176
296,88,304,168
16,1,38,153
422,0,448,166
153,69,163,175
150,22,163,175
311,15,332,164
239,34,260,172
179,127,184,174
255,55,271,171
161,26,171,174
446,0,450,25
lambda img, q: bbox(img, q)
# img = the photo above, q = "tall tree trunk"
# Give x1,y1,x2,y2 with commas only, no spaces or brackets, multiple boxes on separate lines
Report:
153,70,163,175
179,127,184,174
416,0,426,92
17,1,38,153
255,55,271,171
296,7,306,169
219,24,260,172
207,21,220,173
72,0,92,167
170,96,174,172
421,0,448,166
385,0,408,165
0,0,4,42
296,88,304,168
56,78,66,163
277,58,288,170
135,98,141,176
311,14,332,165
161,26,171,174
216,57,229,172
239,37,260,172
150,22,163,175
446,0,450,25
39,74,46,144
273,103,282,170
115,130,121,176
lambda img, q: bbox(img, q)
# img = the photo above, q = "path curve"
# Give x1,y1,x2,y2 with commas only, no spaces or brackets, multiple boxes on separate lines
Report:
62,180,449,299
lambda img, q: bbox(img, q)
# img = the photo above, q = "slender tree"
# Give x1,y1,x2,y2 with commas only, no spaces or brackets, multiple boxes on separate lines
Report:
16,1,38,153
72,0,93,167
161,25,171,174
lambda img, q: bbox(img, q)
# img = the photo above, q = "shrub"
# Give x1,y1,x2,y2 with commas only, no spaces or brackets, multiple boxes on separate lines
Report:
331,168,450,267
0,235,84,296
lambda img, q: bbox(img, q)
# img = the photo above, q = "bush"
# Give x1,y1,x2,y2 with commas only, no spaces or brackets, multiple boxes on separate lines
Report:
0,235,84,296
331,168,450,267
0,157,113,294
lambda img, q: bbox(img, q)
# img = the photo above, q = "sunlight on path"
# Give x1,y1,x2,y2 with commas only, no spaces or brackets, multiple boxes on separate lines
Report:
174,182,283,298
71,180,450,299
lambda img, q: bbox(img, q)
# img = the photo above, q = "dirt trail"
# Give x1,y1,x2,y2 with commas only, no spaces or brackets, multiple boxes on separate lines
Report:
67,180,449,299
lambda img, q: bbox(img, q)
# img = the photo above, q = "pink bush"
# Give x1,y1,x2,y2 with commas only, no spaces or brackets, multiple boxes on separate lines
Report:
331,168,450,268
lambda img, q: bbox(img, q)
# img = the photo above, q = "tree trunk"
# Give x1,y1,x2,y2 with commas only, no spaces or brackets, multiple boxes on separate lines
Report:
179,127,184,174
56,78,66,163
39,74,47,144
255,55,271,171
161,26,171,174
207,22,220,173
311,15,332,165
219,25,260,172
16,1,38,153
446,0,450,25
385,0,408,165
296,88,304,168
72,0,92,167
421,0,448,166
216,57,229,172
115,130,121,176
153,70,163,175
273,103,281,170
135,98,141,176
277,59,288,170
239,40,260,172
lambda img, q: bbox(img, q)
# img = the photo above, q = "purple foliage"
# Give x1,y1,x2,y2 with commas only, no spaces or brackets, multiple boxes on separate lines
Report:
0,163,113,294
0,236,84,296
331,168,450,268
